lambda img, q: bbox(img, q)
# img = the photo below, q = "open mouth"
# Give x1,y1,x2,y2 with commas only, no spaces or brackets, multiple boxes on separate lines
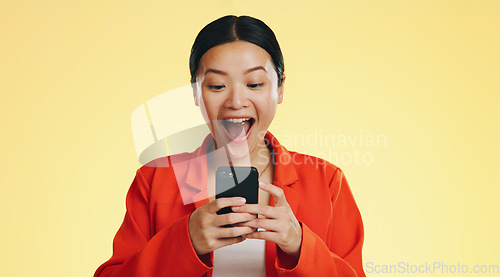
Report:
221,118,255,142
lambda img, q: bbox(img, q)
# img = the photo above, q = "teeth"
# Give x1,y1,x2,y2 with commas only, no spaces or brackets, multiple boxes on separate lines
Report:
226,118,251,123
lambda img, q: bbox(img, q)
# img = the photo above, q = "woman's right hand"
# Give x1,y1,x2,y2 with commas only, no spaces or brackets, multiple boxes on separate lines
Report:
188,197,257,256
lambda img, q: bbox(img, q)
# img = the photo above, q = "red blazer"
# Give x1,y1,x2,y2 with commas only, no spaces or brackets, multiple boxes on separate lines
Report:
94,132,366,277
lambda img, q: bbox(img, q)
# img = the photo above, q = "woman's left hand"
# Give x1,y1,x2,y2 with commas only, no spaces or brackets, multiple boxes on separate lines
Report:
232,182,303,259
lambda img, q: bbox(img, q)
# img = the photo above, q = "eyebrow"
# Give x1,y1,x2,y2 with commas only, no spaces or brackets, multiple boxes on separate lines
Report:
204,66,267,76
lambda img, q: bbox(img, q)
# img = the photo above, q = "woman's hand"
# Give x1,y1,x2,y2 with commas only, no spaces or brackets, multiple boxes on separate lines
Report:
188,197,257,256
232,182,303,259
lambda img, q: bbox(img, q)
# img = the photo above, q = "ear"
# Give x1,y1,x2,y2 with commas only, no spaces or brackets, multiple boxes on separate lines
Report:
277,74,285,104
191,82,200,106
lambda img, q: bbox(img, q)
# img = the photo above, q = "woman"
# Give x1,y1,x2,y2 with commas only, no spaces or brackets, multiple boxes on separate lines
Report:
95,15,365,277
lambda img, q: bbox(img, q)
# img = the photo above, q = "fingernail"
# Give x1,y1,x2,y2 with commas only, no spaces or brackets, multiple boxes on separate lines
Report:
232,206,240,211
238,198,246,204
259,182,268,188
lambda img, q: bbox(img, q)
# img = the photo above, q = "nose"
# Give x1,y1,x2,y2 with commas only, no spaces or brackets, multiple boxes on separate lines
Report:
224,85,249,110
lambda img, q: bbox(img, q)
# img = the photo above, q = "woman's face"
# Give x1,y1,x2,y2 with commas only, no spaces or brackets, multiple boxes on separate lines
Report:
194,40,284,159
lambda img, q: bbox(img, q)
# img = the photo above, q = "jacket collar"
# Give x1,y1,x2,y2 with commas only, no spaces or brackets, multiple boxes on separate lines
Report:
265,132,299,187
180,132,300,211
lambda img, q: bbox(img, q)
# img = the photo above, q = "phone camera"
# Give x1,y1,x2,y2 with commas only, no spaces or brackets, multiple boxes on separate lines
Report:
218,169,234,177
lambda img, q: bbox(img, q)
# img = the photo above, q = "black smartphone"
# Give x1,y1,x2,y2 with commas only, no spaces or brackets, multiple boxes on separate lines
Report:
216,166,259,215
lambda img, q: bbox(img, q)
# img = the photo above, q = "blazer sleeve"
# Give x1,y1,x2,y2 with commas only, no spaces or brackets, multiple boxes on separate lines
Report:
274,167,366,277
94,168,213,277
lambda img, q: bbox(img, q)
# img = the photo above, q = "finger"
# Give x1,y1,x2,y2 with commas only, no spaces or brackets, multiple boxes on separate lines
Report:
215,236,246,249
214,212,256,227
233,222,258,232
232,204,280,219
208,197,246,214
239,218,279,231
259,182,287,206
243,231,302,258
244,229,281,243
217,226,255,238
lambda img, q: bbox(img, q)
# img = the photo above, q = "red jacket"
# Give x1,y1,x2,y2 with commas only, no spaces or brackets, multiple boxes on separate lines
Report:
94,132,366,277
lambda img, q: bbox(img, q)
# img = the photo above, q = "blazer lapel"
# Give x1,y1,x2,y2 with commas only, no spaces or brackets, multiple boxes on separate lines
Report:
266,132,300,213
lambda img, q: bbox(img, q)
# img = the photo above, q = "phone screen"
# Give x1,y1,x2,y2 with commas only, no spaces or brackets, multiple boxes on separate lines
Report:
215,166,259,215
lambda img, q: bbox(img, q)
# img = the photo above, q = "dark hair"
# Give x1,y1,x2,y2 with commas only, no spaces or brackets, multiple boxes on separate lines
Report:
189,15,284,86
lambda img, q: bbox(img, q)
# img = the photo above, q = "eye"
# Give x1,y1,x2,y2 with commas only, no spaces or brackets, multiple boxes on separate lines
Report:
208,85,225,91
247,83,264,89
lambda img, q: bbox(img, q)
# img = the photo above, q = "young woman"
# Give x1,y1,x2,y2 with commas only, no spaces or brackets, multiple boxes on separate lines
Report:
95,15,365,277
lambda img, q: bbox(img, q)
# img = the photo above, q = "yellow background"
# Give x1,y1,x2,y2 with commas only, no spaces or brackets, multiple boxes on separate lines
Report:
1,0,499,276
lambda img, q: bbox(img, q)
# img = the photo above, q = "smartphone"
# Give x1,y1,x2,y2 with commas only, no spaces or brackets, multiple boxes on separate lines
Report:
216,166,259,215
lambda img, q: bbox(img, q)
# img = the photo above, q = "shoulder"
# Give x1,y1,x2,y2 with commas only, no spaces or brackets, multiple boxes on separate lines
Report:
135,152,193,186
